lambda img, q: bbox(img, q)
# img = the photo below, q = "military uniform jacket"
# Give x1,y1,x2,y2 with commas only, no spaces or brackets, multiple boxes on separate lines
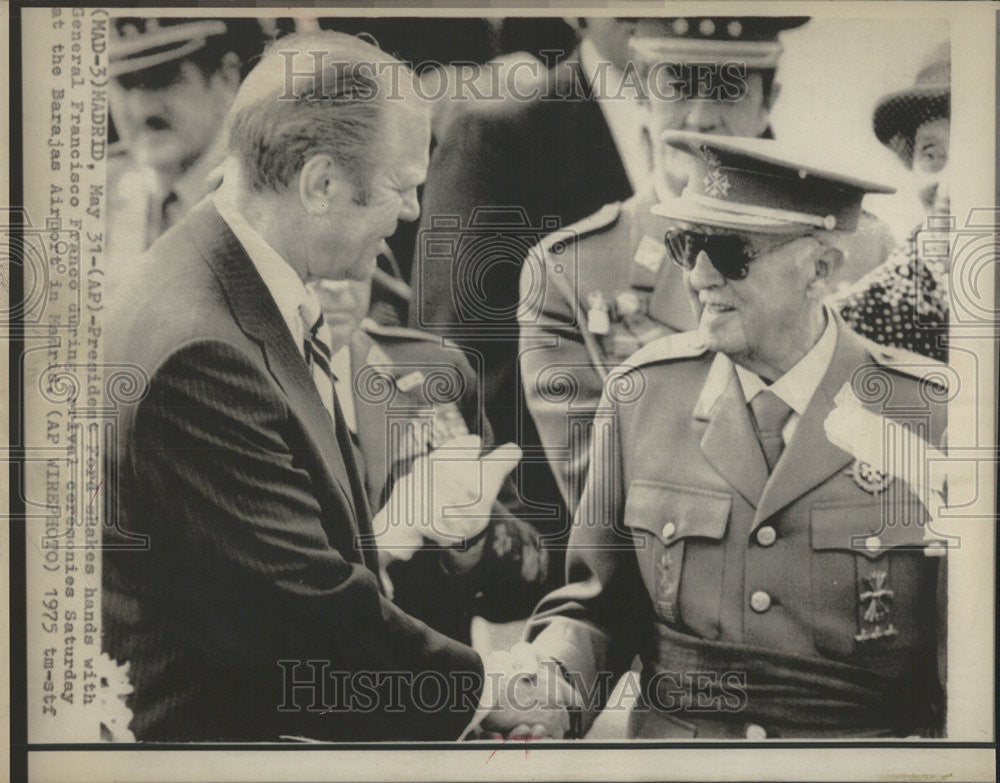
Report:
527,320,948,739
349,322,549,644
520,187,697,514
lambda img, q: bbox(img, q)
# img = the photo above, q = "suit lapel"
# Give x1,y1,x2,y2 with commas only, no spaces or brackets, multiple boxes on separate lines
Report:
754,322,868,524
189,202,364,541
697,354,769,507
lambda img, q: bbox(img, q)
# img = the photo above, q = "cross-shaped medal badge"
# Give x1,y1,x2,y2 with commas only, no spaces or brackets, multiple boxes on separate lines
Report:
702,150,732,198
855,570,898,642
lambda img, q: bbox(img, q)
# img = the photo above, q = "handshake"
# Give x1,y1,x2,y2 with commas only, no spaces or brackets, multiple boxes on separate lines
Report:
471,643,583,740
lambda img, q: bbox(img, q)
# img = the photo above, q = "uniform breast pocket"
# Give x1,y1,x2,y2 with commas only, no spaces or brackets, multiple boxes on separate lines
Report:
810,500,936,658
623,481,731,629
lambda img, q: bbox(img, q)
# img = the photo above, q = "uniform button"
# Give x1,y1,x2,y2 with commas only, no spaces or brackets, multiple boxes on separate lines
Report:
749,591,771,613
865,535,882,553
755,526,777,547
744,723,767,740
661,522,676,540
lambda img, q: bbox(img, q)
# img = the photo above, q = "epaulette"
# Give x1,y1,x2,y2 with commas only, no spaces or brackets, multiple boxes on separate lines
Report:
359,318,442,344
537,201,622,255
613,330,708,373
861,337,949,389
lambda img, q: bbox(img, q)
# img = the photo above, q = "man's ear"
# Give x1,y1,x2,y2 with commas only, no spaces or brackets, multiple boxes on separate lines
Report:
764,80,781,111
298,154,348,216
214,51,242,93
808,243,845,298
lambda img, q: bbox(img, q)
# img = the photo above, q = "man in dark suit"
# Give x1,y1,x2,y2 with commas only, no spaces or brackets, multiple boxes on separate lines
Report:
103,31,573,742
523,133,949,739
409,17,681,572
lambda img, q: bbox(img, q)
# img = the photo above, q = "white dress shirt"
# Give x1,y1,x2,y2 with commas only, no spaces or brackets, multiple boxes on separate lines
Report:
580,37,651,191
734,315,838,446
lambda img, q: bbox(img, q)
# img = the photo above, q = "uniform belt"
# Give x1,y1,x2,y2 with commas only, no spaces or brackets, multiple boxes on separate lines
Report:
641,624,936,736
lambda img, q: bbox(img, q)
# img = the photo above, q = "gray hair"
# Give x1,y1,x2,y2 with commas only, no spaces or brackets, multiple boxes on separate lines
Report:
225,31,416,195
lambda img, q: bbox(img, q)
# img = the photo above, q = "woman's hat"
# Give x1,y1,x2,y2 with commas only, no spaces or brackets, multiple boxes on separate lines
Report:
872,41,950,168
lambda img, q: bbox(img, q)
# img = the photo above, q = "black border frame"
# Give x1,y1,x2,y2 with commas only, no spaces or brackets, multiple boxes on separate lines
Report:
6,3,999,781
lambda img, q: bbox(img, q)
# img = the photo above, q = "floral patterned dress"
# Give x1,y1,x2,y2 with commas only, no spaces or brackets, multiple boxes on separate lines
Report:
836,227,949,362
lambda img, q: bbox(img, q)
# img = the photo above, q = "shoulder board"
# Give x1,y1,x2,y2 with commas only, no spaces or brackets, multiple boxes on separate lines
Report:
359,318,443,344
861,337,949,388
614,330,708,372
538,202,622,254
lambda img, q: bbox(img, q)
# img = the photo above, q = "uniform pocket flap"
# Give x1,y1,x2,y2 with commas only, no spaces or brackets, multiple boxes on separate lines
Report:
624,481,731,543
811,500,931,558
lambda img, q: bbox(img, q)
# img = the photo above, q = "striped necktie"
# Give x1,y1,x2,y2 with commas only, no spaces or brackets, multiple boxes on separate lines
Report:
300,293,337,421
300,292,379,575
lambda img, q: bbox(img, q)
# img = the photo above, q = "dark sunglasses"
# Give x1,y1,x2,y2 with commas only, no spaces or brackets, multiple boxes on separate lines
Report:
664,228,807,281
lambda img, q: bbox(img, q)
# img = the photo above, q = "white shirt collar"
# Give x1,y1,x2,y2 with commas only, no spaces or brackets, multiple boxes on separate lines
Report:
735,312,839,417
213,192,310,354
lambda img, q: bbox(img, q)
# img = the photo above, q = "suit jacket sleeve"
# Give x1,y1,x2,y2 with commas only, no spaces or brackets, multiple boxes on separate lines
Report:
125,339,483,740
519,243,608,514
525,383,654,733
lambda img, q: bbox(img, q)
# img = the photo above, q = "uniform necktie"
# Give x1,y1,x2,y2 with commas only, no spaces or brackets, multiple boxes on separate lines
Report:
749,389,794,472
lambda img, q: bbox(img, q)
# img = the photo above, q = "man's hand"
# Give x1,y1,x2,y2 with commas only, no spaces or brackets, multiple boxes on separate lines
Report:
373,434,522,561
474,643,581,740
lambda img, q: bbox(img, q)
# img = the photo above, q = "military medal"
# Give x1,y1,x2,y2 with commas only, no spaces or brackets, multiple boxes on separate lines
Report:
615,290,642,318
585,291,611,335
849,458,892,494
429,401,469,449
855,570,898,642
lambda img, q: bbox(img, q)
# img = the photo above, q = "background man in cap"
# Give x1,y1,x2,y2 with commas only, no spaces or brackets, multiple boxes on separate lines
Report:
520,17,811,515
521,132,948,739
106,18,264,274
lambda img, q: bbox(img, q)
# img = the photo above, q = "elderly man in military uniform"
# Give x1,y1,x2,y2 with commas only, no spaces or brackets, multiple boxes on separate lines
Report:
523,132,948,739
520,17,895,513
106,18,262,282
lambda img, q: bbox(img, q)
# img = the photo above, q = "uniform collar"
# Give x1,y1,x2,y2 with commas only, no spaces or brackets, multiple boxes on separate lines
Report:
213,191,310,355
694,310,838,420
734,312,838,417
